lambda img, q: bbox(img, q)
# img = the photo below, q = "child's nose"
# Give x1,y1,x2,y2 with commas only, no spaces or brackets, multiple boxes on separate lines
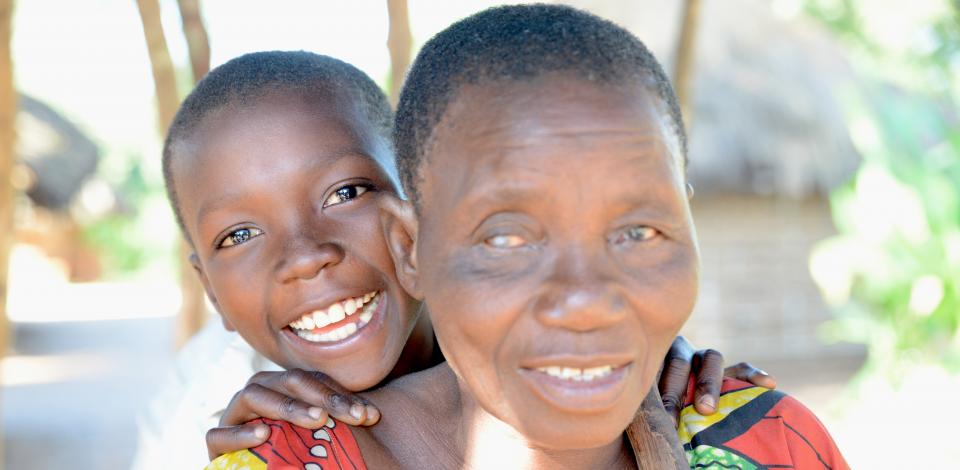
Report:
274,239,345,283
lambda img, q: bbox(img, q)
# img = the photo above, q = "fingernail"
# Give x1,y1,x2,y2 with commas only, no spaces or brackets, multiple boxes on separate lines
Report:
699,395,716,410
350,403,364,420
307,407,323,420
254,425,269,439
756,369,769,376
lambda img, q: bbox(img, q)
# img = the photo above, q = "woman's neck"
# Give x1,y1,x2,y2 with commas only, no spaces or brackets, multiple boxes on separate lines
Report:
448,368,636,469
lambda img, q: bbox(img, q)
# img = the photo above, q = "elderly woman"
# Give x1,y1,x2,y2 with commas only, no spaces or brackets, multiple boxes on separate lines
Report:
208,4,847,469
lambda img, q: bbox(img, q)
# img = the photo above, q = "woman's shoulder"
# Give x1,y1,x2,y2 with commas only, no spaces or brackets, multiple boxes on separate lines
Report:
205,417,367,470
679,377,849,470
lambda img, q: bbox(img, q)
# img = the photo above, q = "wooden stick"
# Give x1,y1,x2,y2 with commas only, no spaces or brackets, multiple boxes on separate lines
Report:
627,386,688,469
673,0,702,129
177,0,211,83
386,0,413,106
136,0,208,348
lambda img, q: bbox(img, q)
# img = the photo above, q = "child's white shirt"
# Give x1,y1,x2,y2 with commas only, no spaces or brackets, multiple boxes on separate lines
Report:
130,321,282,470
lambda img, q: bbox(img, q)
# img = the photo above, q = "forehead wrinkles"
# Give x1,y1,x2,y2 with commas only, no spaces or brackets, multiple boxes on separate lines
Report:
420,79,685,211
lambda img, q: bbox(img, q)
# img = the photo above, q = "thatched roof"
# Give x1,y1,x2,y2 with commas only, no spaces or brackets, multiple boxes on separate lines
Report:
17,94,99,211
570,0,861,198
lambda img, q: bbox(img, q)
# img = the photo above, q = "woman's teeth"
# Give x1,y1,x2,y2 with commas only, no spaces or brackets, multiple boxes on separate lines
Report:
289,291,380,343
536,365,614,382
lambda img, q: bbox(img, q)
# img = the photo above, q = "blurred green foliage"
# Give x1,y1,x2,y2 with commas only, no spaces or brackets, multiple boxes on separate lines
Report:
805,0,960,373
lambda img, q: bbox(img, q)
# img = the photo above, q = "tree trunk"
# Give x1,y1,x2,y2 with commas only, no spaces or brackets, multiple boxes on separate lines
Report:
177,0,210,83
0,1,14,464
0,0,15,357
136,0,208,348
173,0,212,347
386,0,413,106
673,0,702,128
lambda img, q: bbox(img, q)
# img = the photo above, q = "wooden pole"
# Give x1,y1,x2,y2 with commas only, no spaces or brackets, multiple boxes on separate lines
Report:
173,0,211,348
177,0,210,83
386,0,412,106
673,0,702,128
136,0,207,348
0,0,14,464
0,0,15,357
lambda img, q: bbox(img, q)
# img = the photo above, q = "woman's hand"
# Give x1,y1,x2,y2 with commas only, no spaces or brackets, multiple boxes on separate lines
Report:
205,369,380,460
657,336,777,427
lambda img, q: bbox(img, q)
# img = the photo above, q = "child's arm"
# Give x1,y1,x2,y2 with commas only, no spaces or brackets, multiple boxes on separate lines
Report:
658,336,777,427
204,369,379,460
205,337,778,459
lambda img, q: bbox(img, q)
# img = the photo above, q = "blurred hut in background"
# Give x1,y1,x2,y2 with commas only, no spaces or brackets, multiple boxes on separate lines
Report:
14,94,101,283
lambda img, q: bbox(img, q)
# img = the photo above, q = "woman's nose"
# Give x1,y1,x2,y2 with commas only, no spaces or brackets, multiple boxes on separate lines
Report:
533,252,627,332
274,238,346,283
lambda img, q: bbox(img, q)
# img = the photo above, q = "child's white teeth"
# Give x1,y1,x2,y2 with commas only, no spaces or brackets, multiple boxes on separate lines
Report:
289,291,379,331
536,365,613,382
290,292,380,343
328,303,346,323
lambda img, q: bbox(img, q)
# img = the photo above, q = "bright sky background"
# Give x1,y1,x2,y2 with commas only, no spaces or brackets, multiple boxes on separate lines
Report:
11,0,510,176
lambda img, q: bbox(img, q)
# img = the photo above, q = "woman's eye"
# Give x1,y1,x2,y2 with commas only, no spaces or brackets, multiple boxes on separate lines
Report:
323,184,371,207
485,234,527,249
218,227,263,248
611,225,660,245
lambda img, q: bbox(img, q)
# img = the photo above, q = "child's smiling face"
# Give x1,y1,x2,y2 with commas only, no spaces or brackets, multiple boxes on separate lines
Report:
410,75,699,448
172,90,420,390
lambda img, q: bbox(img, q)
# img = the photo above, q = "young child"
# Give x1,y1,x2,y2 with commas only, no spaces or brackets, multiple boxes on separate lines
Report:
208,5,847,469
136,50,770,468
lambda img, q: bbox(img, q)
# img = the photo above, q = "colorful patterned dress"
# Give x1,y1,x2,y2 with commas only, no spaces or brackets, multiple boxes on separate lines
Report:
679,378,849,469
205,416,366,470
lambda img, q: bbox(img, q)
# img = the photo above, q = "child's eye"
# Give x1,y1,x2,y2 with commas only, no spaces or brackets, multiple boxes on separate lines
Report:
609,225,660,246
485,234,527,249
218,227,264,248
323,184,372,208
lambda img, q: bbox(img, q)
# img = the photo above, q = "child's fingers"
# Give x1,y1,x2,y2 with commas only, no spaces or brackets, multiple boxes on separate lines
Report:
220,382,329,429
691,348,724,416
724,362,777,389
266,369,381,426
657,339,695,428
206,423,270,460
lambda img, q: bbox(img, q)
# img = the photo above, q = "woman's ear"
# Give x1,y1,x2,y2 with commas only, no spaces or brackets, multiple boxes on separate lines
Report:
379,193,424,300
189,252,234,331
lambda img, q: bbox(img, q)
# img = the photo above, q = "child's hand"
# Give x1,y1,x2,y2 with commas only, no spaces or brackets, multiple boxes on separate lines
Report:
657,336,777,427
205,369,380,460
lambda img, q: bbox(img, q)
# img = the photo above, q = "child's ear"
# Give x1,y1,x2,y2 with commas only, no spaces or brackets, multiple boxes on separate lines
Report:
379,193,423,300
189,252,235,332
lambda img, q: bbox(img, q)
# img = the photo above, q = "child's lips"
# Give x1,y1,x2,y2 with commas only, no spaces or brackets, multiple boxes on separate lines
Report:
286,291,383,344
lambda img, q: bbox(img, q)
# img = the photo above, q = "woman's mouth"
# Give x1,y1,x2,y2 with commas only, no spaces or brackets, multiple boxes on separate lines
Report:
287,291,381,343
518,361,632,412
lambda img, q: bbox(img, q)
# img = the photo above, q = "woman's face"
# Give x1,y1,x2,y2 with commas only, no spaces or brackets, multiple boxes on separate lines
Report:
412,76,699,449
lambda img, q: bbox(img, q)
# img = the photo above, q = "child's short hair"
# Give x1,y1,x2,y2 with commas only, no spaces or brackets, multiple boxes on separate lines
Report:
162,50,393,239
394,4,687,206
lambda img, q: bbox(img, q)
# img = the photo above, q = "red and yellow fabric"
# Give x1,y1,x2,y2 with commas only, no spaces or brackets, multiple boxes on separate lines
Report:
206,417,367,470
679,378,849,469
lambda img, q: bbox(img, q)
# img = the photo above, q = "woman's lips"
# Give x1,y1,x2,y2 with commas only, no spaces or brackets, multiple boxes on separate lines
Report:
286,291,383,344
518,361,632,413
